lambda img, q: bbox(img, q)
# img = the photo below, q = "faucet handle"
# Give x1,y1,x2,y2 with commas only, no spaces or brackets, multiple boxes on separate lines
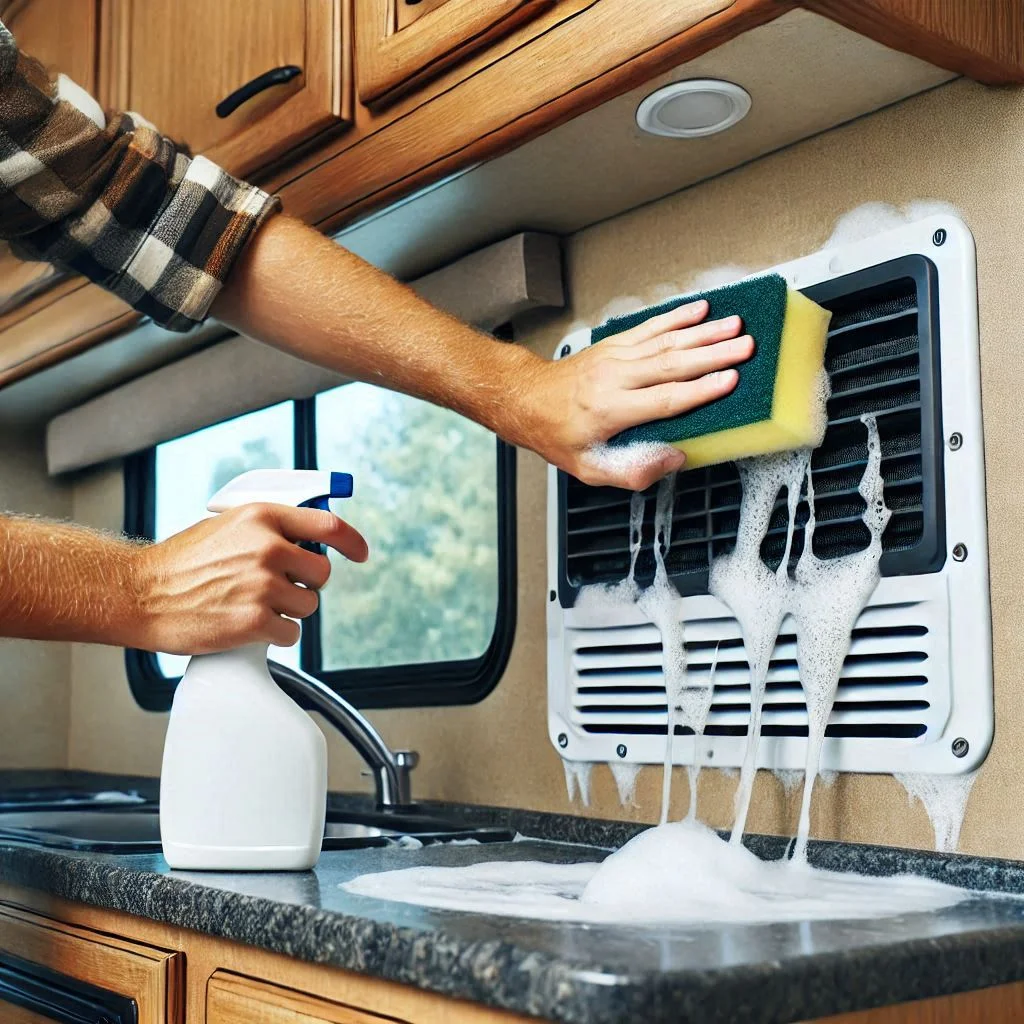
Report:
395,750,419,770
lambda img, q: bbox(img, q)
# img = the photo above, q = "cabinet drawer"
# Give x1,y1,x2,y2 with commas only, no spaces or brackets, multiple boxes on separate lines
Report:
208,972,402,1023
0,902,182,1024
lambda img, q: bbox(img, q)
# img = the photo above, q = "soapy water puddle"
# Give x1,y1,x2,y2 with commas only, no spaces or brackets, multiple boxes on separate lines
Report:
342,820,966,925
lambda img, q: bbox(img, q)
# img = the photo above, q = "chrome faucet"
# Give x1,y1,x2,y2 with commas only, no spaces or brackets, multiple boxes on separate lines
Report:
267,660,418,809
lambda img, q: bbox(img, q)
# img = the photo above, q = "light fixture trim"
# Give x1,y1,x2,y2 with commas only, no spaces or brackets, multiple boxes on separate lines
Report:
635,78,752,139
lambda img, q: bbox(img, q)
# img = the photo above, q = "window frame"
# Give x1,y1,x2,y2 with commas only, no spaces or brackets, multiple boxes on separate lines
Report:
123,395,517,712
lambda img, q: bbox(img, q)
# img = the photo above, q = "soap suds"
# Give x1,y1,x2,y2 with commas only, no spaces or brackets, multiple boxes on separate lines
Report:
344,820,965,924
609,762,642,809
895,771,978,853
821,200,961,250
790,415,890,861
579,441,681,489
775,770,804,798
563,760,593,807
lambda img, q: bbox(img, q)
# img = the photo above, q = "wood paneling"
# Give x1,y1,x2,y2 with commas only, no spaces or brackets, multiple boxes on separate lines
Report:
801,0,1024,85
0,901,183,1024
280,0,756,228
355,0,555,107
1,0,99,93
812,981,1024,1022
0,886,538,1024
99,0,350,178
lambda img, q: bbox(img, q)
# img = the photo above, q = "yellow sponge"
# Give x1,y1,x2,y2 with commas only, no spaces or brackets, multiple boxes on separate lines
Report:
593,275,831,469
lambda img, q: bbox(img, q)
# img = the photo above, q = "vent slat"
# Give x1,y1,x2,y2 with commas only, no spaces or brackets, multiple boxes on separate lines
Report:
563,271,936,598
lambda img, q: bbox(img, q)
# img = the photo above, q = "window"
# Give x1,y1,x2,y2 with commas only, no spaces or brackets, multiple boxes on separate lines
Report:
124,387,516,712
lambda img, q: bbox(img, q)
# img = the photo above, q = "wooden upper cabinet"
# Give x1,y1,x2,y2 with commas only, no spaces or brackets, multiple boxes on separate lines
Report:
0,0,100,316
98,0,352,179
355,0,555,107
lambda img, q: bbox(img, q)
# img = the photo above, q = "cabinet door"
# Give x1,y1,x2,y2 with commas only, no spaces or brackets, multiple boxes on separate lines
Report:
208,972,403,1023
0,0,99,314
0,902,183,1024
355,0,554,107
100,0,351,178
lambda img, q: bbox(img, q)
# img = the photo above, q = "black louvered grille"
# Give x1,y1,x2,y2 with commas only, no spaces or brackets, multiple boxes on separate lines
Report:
560,259,944,598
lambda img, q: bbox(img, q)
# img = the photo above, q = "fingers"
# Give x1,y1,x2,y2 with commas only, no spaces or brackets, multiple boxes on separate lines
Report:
272,543,333,590
619,299,709,343
615,369,740,431
625,314,744,360
262,613,302,648
268,579,320,620
625,334,754,389
261,505,369,563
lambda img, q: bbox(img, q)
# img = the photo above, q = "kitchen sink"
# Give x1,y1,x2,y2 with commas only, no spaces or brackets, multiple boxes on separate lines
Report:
0,806,513,854
0,786,149,813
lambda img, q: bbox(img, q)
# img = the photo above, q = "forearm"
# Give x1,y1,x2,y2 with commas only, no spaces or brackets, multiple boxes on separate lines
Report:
211,216,543,446
0,516,148,646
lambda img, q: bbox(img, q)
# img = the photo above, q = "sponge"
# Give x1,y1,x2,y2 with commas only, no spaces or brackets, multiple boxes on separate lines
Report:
592,274,831,470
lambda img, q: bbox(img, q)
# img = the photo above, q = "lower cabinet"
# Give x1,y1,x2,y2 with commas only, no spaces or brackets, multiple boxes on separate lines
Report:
0,902,183,1024
207,972,400,1023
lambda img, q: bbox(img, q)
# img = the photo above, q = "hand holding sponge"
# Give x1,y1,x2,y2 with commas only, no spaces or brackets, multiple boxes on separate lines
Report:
592,275,832,470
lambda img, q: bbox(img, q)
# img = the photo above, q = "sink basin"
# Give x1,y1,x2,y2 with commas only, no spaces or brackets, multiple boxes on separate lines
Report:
0,786,149,813
0,807,513,854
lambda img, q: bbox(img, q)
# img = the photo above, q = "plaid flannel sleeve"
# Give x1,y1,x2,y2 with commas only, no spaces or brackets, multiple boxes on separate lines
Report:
0,19,280,332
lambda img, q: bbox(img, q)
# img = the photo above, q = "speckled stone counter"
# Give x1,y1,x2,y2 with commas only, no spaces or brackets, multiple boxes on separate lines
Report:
4,773,1024,1024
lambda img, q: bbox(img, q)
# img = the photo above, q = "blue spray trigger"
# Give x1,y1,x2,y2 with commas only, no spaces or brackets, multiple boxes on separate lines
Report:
298,472,353,553
330,471,354,498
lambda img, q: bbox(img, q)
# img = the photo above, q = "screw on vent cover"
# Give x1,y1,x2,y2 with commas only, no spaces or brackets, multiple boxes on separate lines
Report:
948,432,963,450
933,228,947,246
616,744,628,758
557,733,568,748
952,737,969,758
952,543,968,562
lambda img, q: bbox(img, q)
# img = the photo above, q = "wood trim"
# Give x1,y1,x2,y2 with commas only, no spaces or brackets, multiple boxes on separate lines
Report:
0,886,536,1024
280,0,783,229
0,281,138,389
98,0,352,179
206,0,352,179
0,901,183,1024
208,972,411,1023
811,981,1024,1022
799,0,1024,85
356,0,556,107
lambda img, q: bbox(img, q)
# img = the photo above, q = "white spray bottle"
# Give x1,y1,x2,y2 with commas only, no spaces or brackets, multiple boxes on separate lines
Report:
159,468,354,871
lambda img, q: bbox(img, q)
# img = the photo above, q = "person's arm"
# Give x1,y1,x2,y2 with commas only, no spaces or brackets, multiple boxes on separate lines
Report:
0,506,367,652
1,18,752,493
213,216,752,491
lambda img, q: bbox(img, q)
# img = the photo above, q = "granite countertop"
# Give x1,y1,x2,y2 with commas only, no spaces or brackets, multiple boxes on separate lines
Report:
3,771,1024,1024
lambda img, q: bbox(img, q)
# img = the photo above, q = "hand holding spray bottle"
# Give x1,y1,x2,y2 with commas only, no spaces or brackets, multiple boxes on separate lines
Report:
160,469,354,871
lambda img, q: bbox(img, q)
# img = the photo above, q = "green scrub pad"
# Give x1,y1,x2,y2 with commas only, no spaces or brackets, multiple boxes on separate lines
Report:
592,274,831,469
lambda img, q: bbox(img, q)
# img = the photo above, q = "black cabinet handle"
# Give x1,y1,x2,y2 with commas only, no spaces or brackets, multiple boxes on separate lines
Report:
215,65,302,119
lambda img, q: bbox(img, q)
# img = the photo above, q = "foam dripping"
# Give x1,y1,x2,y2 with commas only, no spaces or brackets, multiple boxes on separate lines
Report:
563,760,593,807
895,771,978,853
791,414,890,860
609,762,642,808
577,478,715,824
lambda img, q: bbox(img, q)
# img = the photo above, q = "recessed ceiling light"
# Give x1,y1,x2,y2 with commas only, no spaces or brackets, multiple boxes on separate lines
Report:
636,79,751,139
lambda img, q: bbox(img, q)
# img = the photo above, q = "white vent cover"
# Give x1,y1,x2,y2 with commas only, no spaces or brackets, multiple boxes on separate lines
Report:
547,215,990,775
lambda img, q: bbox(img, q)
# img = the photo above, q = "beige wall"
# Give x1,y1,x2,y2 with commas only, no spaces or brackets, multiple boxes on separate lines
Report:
67,76,1024,858
0,430,72,768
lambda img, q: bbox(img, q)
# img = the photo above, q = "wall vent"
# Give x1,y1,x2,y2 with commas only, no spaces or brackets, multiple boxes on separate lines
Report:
547,216,991,775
